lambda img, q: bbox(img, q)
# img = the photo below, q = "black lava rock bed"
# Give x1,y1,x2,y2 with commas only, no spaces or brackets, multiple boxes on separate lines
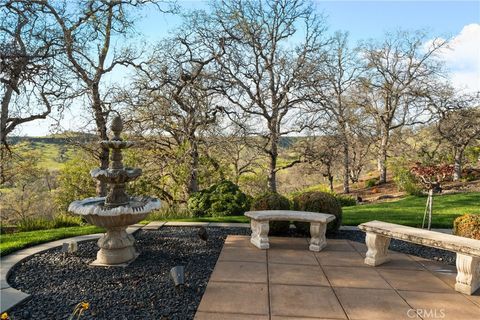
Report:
8,227,249,320
8,227,455,320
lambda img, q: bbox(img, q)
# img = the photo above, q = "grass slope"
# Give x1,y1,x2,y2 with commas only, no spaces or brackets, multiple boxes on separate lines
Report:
0,225,103,256
343,192,480,228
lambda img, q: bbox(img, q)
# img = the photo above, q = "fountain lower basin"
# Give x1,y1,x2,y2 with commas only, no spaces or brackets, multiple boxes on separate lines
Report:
69,197,160,266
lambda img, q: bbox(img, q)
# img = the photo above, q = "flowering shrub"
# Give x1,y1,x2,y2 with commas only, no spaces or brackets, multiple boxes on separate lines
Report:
411,163,454,190
68,301,89,319
411,163,454,229
453,214,480,240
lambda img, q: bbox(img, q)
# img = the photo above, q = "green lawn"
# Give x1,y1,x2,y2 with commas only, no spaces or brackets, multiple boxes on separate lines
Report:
2,192,478,256
0,225,103,257
343,192,480,228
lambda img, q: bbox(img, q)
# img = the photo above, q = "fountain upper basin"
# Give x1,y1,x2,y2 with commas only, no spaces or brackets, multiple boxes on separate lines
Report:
69,196,161,217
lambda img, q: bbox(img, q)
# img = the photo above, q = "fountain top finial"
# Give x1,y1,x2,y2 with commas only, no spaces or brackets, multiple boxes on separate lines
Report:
111,116,123,141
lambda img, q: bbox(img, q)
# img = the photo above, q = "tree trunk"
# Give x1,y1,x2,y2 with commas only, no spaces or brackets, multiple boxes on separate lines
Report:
0,147,7,185
187,138,199,195
1,87,13,146
328,175,334,192
378,130,389,184
268,133,278,192
343,140,350,193
268,152,277,193
92,85,109,196
1,73,19,146
453,147,463,181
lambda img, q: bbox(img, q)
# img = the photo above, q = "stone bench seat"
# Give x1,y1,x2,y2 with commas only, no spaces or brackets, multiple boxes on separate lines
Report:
244,210,335,252
358,220,480,295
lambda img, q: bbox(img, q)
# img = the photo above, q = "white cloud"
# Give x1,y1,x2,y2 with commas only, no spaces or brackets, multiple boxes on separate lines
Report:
437,23,480,93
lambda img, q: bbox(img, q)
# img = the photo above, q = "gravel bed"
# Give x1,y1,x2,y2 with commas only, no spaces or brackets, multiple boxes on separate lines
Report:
7,227,455,319
8,227,249,320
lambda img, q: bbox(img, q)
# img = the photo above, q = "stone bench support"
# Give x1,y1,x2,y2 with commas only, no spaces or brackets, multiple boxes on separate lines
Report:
245,210,335,252
250,220,270,249
359,220,480,295
364,232,391,266
455,253,480,295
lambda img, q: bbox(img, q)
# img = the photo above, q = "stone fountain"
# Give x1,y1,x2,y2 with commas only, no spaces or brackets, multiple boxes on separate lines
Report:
69,116,160,266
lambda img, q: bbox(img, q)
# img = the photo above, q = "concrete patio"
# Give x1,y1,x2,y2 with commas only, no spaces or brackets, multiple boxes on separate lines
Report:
195,235,480,320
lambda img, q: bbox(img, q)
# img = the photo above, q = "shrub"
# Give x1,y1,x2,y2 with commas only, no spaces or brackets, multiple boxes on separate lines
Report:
390,158,422,195
289,184,331,200
188,180,250,217
293,191,342,235
251,192,291,235
453,214,480,240
289,185,356,208
51,214,83,228
394,169,422,195
146,203,190,220
365,178,378,188
16,217,53,232
14,214,83,232
335,194,357,207
55,152,96,211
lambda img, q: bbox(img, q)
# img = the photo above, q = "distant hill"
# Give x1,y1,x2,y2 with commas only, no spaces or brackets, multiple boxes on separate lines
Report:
8,132,97,145
7,133,97,171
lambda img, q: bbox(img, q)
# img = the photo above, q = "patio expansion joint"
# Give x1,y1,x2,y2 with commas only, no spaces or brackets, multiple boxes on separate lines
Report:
373,262,427,317
266,251,271,320
410,261,480,307
313,252,350,320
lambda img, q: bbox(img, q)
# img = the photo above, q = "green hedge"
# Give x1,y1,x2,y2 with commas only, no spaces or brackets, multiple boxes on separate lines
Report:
293,191,343,234
251,192,291,235
188,180,250,217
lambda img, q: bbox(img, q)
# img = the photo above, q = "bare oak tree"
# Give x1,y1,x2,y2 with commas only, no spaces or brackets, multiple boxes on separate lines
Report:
309,31,361,193
204,0,329,192
357,30,446,184
125,32,222,197
212,125,263,184
437,102,480,180
32,0,175,195
303,135,341,192
0,1,67,183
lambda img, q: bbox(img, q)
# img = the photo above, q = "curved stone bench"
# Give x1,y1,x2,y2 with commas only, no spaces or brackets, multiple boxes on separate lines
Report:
244,210,335,252
358,220,480,295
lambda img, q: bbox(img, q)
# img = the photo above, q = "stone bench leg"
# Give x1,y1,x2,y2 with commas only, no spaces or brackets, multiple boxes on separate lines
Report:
309,222,327,252
455,253,480,295
364,232,391,266
250,220,269,249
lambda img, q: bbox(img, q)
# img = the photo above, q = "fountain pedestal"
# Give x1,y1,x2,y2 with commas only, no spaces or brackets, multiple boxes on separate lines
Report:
69,115,160,267
94,227,137,266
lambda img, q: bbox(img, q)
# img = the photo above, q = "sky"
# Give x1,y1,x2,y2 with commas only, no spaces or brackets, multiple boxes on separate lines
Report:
16,0,480,136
